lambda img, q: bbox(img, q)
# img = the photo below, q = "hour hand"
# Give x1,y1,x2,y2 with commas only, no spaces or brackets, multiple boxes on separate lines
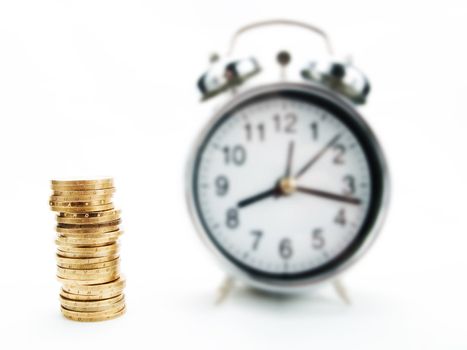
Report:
296,186,361,205
237,187,279,208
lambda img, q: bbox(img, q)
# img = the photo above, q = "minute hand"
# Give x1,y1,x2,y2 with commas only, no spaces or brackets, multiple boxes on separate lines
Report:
296,186,361,205
294,133,341,179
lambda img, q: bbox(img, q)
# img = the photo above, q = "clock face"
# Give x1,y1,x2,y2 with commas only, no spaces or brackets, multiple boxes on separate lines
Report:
191,86,384,282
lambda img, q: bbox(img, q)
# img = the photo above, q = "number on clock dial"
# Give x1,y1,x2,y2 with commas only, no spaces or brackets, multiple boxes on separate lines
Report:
196,97,371,274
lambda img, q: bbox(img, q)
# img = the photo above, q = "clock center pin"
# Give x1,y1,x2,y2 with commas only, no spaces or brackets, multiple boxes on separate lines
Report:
279,177,297,195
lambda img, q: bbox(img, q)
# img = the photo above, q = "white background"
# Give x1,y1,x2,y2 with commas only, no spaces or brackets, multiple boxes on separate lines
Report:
0,0,466,349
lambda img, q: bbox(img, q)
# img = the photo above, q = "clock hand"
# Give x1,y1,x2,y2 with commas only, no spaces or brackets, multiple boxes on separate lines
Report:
284,140,295,177
294,133,341,179
237,141,296,209
237,187,279,208
238,135,343,208
296,186,361,205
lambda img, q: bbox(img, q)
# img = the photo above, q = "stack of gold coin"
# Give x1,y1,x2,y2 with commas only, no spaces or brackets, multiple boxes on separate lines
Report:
49,178,126,322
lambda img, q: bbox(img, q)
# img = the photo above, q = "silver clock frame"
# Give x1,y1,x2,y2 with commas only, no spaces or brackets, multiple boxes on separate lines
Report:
185,82,390,293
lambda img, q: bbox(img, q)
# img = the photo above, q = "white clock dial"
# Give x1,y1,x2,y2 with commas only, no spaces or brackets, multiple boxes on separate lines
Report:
192,89,381,278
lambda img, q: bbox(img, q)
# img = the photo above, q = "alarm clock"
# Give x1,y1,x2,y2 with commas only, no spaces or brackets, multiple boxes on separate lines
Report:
186,20,389,293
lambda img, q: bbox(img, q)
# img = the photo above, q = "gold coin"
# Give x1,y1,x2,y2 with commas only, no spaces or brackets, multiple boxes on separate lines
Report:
57,242,117,253
55,239,119,248
56,245,118,255
55,234,121,247
56,231,122,244
61,300,124,316
53,188,116,197
56,231,120,242
56,254,119,266
51,179,113,186
51,203,115,213
60,278,125,294
61,283,125,297
60,278,124,293
57,251,118,259
52,183,114,191
56,229,121,239
58,273,120,285
57,257,119,270
57,264,119,276
57,242,118,253
56,211,121,224
57,272,120,282
56,248,118,259
57,230,123,243
61,299,125,313
61,305,126,322
51,179,114,191
61,300,124,317
57,220,120,228
57,259,120,276
60,293,124,310
57,231,120,241
57,268,120,280
57,270,120,282
56,225,120,235
58,209,119,219
61,277,125,294
59,216,122,226
60,287,122,300
49,198,112,207
56,245,119,254
50,194,113,203
57,219,121,230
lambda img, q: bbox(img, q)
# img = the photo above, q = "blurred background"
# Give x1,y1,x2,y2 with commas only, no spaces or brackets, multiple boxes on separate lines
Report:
0,0,466,348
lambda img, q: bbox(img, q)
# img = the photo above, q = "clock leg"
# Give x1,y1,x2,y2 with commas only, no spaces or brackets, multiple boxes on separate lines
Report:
333,279,351,305
215,276,235,305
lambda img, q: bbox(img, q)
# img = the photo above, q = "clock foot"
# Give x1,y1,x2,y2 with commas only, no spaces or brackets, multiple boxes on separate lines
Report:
215,276,235,305
333,279,351,305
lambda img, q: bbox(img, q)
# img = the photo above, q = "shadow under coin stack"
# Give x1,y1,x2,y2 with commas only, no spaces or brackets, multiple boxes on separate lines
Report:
49,178,126,322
